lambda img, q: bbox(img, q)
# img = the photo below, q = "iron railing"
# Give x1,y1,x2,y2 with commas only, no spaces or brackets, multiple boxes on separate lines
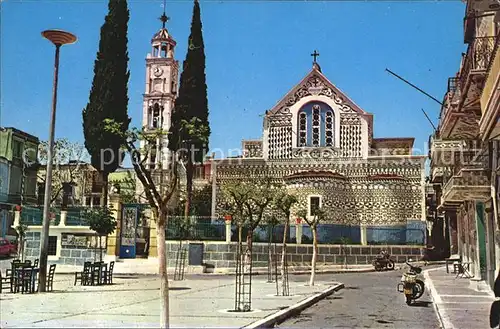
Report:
448,77,458,93
460,36,496,94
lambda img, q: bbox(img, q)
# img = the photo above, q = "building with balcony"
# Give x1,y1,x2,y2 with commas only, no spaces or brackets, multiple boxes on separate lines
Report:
0,127,39,238
429,0,500,291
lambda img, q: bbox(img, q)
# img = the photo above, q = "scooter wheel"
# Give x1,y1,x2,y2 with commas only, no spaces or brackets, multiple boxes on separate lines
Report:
387,261,395,270
406,295,412,305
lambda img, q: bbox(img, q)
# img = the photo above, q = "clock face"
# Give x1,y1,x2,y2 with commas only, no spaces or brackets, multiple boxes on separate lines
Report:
153,66,163,77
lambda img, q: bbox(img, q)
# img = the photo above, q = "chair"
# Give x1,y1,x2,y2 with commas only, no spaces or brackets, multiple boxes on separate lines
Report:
456,262,473,278
45,264,56,292
74,262,92,286
0,270,11,293
11,262,28,293
105,261,115,285
20,267,36,294
445,255,461,273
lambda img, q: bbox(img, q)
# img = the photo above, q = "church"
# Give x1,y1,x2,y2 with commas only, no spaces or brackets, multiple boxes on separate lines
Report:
213,58,427,243
137,10,427,244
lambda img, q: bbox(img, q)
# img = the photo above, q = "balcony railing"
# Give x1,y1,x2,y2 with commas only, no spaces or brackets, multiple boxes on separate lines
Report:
448,77,458,93
460,36,496,95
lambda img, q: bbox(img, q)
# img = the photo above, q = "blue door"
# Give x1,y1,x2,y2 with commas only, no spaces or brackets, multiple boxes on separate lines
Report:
120,205,138,258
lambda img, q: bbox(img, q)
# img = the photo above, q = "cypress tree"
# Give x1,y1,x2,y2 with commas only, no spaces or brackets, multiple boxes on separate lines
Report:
82,0,131,206
169,0,210,217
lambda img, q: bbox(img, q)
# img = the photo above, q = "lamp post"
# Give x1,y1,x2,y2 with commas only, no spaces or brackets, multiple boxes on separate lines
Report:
39,29,77,292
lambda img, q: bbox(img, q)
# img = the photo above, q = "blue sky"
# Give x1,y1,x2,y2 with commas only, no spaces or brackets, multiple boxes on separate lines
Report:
1,0,465,159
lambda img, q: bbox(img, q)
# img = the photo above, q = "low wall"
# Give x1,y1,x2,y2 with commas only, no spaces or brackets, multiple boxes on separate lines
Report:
166,241,423,269
24,231,105,266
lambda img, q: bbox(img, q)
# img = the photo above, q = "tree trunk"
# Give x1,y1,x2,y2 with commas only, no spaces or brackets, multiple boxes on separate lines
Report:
99,235,103,262
281,216,289,293
309,225,318,286
100,171,109,207
94,233,98,262
18,236,24,261
184,158,194,219
246,228,253,265
246,228,253,252
157,209,169,328
267,225,272,282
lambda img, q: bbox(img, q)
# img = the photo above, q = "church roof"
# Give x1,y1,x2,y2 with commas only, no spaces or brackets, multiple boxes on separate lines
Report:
265,65,371,117
151,28,176,45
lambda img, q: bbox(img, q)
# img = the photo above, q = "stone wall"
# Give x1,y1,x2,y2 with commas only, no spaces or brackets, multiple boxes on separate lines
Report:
24,231,105,266
166,241,423,269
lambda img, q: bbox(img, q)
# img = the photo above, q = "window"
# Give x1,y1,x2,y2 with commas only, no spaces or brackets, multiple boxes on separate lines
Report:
12,140,23,158
194,166,205,179
151,103,163,128
297,102,335,147
309,196,321,217
92,197,101,207
48,236,57,256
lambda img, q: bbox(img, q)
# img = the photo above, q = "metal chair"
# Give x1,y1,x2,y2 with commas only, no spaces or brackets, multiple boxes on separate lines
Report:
105,261,115,285
45,264,56,292
456,262,473,278
74,262,92,286
0,270,11,293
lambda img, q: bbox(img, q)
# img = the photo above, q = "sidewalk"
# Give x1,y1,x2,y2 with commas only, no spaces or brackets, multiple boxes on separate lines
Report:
424,266,495,329
0,273,343,328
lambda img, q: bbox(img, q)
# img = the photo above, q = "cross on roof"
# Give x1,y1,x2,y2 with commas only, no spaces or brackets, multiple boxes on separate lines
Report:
311,50,319,63
159,0,169,28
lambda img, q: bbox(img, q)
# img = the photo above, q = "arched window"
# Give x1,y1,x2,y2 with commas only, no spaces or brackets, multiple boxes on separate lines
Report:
297,102,335,147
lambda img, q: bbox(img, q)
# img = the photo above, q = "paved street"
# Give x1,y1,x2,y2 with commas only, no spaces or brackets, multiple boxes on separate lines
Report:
279,270,441,328
0,270,341,328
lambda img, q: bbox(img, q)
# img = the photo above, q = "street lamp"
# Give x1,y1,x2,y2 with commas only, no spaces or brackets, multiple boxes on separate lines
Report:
39,29,77,292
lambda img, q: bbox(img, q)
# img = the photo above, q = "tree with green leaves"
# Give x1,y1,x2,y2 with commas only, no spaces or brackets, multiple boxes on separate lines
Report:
222,180,252,246
169,0,210,220
109,170,137,204
82,207,117,262
37,139,89,205
82,0,131,207
105,116,208,328
297,206,326,286
273,191,298,294
223,178,276,253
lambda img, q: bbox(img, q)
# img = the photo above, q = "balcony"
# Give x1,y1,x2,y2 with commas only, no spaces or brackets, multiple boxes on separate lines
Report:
480,35,500,140
430,137,467,166
442,167,490,204
460,36,496,109
440,37,496,139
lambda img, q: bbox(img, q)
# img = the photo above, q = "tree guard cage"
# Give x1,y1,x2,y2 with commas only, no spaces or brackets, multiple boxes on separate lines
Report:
267,225,278,283
234,239,252,312
173,219,189,281
174,240,187,281
275,249,290,297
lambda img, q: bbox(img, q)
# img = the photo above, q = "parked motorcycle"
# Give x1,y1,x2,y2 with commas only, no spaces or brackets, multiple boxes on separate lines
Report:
397,261,425,305
372,250,395,271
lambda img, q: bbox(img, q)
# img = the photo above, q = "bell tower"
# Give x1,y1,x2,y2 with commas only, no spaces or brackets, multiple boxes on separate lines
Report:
141,6,179,169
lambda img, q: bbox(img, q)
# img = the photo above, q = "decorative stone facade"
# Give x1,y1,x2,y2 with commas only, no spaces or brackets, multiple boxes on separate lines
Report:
214,65,426,228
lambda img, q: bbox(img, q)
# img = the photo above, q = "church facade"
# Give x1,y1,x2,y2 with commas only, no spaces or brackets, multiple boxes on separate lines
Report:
135,12,427,243
214,63,427,232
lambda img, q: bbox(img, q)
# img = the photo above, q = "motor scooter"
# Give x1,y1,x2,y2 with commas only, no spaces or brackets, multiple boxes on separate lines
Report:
397,261,425,305
372,250,395,271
